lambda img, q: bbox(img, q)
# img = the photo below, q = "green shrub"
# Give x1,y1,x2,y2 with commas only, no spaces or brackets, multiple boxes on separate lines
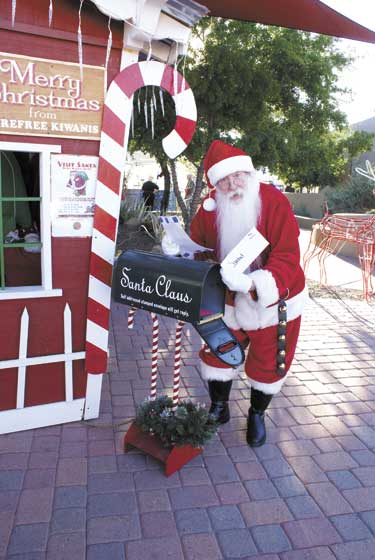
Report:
325,175,375,214
295,205,311,218
141,212,164,244
120,198,149,225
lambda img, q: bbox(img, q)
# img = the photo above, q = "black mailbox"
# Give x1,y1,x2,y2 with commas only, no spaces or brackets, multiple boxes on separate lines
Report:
113,250,244,367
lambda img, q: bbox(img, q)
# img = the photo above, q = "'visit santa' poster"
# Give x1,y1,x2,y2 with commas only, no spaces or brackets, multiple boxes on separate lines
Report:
51,154,98,237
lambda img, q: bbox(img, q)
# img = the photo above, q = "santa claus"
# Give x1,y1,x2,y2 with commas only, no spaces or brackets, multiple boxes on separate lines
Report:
189,140,307,447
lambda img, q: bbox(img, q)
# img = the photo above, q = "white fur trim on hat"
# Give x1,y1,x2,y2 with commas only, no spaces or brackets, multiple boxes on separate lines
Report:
247,371,290,395
207,155,254,186
203,197,217,211
200,361,239,382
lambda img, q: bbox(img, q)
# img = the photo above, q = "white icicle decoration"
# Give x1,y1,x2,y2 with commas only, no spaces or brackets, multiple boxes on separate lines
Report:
180,55,186,116
173,60,178,98
173,44,179,114
137,93,141,114
48,0,53,27
144,99,148,128
11,0,16,27
147,39,152,61
181,57,186,94
131,104,135,138
78,0,84,81
104,17,112,73
159,89,165,117
152,87,157,111
150,98,154,139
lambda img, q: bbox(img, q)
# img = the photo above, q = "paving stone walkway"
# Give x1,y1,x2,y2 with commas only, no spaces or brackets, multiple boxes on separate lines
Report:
1,246,375,559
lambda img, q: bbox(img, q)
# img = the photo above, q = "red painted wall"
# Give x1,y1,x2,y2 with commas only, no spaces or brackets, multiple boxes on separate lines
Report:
0,1,122,410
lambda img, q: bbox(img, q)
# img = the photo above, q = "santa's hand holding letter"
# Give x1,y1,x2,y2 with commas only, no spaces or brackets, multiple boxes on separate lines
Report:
188,139,307,447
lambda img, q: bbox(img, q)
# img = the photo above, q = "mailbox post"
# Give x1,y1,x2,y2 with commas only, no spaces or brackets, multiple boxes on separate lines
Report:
113,250,245,475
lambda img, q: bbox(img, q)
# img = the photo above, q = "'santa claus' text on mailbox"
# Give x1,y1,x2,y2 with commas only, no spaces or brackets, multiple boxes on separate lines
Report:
121,267,193,304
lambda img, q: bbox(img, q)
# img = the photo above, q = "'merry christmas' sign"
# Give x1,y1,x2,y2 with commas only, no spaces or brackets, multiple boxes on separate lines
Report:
0,52,105,140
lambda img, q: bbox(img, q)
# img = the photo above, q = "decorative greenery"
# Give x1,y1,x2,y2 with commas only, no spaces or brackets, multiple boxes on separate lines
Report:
135,395,218,448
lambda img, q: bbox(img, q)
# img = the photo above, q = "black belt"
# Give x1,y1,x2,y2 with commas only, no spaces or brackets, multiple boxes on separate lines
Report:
276,299,287,377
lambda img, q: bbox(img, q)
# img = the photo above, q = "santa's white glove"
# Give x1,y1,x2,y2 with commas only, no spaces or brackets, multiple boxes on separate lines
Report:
220,267,254,294
161,232,180,256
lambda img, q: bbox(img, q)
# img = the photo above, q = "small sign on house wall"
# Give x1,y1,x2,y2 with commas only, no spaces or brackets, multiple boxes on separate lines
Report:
51,154,99,237
0,52,105,140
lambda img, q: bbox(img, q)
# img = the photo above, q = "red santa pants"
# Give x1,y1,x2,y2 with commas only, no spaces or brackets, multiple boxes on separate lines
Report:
199,316,301,395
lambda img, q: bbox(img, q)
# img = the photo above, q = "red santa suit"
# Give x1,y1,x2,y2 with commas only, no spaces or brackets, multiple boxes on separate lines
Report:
191,170,307,395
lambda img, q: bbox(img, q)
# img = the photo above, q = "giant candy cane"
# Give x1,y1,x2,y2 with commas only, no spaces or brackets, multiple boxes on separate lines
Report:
85,61,197,375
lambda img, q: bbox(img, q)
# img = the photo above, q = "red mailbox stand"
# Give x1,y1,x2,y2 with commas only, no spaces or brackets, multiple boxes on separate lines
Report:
124,421,202,477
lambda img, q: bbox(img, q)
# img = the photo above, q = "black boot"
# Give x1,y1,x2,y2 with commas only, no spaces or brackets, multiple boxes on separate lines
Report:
208,380,232,424
246,388,273,447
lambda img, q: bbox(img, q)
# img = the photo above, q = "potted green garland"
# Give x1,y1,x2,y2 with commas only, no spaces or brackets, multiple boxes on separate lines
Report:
125,396,218,476
135,395,218,448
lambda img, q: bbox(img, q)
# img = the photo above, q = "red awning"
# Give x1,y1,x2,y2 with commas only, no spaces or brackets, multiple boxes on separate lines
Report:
201,0,375,43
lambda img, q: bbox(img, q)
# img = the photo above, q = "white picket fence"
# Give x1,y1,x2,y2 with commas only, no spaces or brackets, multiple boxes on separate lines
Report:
0,303,102,434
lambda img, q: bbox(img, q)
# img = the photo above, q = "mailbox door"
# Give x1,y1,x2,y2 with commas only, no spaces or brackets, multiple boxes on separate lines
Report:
194,318,245,367
199,266,225,322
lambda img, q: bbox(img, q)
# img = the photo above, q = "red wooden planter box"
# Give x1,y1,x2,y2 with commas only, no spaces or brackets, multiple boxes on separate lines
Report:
124,421,202,477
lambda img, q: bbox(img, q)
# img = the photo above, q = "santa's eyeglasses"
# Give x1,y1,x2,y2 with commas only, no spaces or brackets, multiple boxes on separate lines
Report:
216,171,249,192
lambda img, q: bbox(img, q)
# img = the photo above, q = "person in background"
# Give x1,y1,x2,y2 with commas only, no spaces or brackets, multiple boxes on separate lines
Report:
285,184,295,193
184,174,195,210
141,176,159,210
188,140,307,447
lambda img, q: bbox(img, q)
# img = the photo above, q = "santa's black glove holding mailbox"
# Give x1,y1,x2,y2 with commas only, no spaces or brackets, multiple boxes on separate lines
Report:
187,140,307,447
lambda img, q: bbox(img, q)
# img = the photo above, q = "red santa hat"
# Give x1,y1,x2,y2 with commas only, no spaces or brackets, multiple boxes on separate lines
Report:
202,140,255,211
204,140,254,188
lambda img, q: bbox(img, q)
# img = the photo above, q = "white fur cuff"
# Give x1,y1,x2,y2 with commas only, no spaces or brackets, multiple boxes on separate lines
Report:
200,361,239,382
247,371,289,395
249,269,279,307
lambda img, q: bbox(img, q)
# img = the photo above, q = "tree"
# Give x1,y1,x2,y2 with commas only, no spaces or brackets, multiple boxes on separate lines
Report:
278,130,374,190
129,19,373,222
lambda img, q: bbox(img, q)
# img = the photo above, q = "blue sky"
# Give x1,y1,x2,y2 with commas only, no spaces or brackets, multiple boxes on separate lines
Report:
322,0,375,123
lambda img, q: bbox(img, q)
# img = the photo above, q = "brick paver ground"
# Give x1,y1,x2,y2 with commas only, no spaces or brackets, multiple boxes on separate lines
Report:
1,253,375,558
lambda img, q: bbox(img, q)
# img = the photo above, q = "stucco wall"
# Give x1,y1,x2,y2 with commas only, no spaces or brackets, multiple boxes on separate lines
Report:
284,193,325,219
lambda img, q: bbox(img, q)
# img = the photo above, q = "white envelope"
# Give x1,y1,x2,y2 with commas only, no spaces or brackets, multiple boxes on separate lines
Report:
221,227,269,273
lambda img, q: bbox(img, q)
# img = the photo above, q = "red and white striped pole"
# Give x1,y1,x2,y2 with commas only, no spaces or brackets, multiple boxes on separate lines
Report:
84,61,197,376
150,312,159,400
127,307,137,330
172,320,185,411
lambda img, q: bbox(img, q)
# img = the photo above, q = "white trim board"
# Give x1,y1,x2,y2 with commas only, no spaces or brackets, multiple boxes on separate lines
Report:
0,399,85,434
0,288,62,300
84,373,103,419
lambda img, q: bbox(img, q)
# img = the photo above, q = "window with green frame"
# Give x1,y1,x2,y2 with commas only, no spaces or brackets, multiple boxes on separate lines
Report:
0,151,42,289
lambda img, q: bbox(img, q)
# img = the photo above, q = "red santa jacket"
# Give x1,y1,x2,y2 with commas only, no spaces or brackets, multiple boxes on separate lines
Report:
190,183,307,331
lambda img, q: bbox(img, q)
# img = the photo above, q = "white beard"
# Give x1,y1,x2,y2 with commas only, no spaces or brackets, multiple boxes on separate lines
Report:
216,173,261,261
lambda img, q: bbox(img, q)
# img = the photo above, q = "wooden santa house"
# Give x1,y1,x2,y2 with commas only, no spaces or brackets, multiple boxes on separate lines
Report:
0,0,200,434
1,0,373,436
